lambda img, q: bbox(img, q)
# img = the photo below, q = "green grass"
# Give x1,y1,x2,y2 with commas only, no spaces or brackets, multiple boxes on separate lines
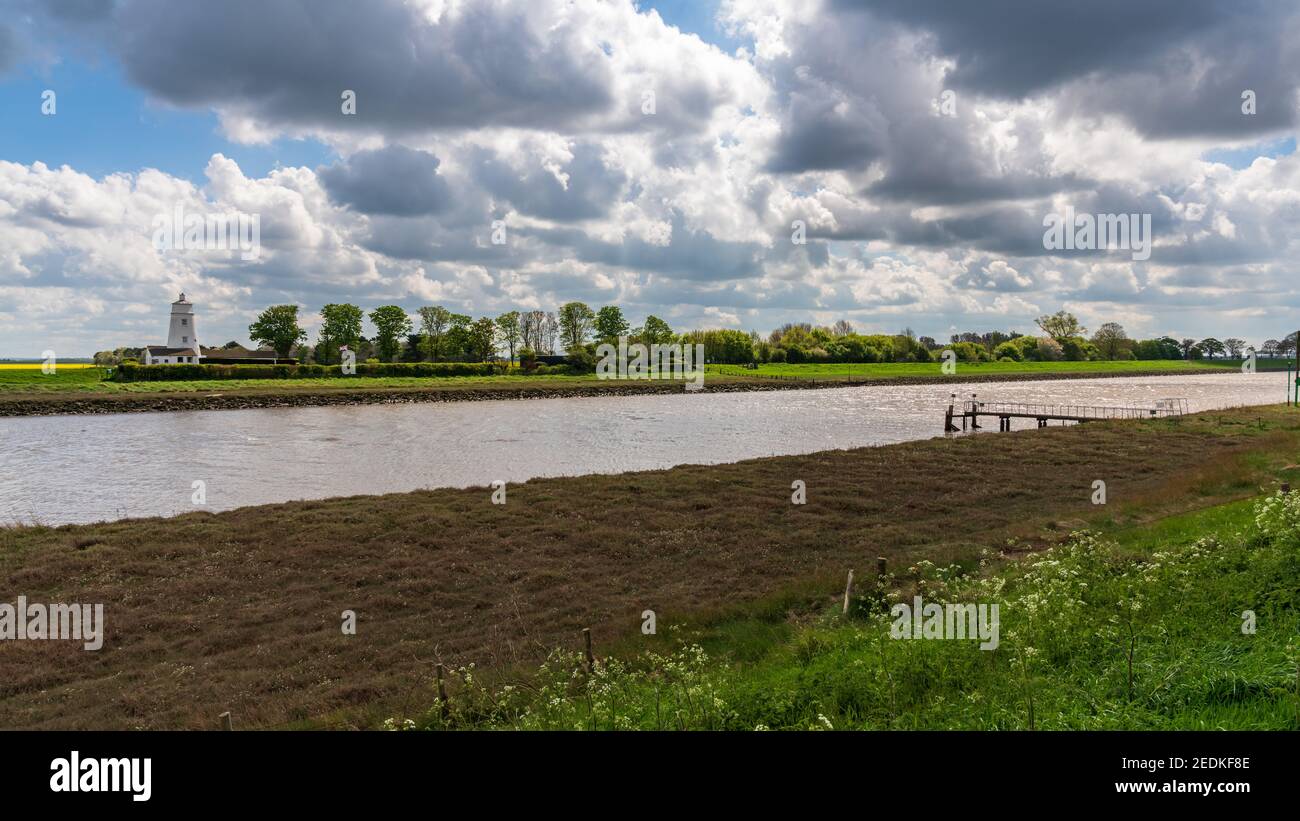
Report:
708,358,1291,381
4,357,1286,397
0,369,660,394
400,491,1300,730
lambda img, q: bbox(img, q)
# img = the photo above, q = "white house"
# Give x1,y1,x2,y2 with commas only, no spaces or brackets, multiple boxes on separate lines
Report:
143,293,202,365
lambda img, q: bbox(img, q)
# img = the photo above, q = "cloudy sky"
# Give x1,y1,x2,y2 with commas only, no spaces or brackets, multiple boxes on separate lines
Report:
2,0,1299,356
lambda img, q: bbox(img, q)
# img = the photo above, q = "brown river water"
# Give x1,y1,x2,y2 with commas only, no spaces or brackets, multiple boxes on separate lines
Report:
0,372,1289,525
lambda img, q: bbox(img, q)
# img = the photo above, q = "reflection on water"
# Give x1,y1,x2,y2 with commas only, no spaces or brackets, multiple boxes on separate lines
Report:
0,373,1287,525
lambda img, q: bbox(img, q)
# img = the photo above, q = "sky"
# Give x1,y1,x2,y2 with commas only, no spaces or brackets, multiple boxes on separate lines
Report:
1,0,1299,356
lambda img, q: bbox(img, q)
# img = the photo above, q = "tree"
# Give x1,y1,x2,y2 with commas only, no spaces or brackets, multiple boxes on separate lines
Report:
640,315,674,345
368,305,412,362
317,303,363,364
1199,337,1225,359
558,301,596,352
248,305,307,358
1179,338,1197,359
594,305,630,341
1223,338,1246,358
1090,322,1129,360
1261,339,1280,358
520,310,546,352
444,313,473,359
831,319,855,337
541,312,559,354
418,305,452,361
495,311,522,363
469,317,498,362
1035,311,1086,342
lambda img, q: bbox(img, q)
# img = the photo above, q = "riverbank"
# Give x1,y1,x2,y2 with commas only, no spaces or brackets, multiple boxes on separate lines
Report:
0,361,1270,417
1,405,1296,728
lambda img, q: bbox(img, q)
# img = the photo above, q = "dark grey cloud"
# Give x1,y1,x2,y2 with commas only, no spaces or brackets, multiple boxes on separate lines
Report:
529,212,760,282
110,0,614,134
471,143,626,222
319,146,453,217
840,0,1298,138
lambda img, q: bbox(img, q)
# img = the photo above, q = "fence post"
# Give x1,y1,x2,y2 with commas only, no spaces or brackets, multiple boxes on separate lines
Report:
436,663,450,721
876,557,888,577
219,711,233,731
583,627,595,674
842,569,855,615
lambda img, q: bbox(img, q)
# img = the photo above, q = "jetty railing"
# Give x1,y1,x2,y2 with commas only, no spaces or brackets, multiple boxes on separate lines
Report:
946,395,1188,432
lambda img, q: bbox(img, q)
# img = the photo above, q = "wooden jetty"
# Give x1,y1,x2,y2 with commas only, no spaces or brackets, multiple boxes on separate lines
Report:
945,394,1188,432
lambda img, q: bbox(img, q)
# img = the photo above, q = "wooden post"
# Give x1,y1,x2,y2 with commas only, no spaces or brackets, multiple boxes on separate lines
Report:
436,663,450,720
842,569,854,615
876,557,887,577
219,711,233,731
583,627,595,674
1282,482,1291,495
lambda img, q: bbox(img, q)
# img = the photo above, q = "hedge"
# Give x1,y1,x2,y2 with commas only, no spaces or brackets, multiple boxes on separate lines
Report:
111,361,536,382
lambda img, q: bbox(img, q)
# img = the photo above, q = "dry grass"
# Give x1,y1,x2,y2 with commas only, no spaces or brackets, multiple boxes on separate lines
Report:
1,406,1297,729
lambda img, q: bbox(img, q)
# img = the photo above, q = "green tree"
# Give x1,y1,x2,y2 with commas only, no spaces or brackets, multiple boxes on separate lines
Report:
1035,311,1087,343
468,317,498,362
1224,338,1246,358
1090,322,1129,360
317,303,364,364
640,315,674,345
248,305,307,358
495,311,522,363
419,305,452,361
594,305,630,341
1199,337,1225,359
558,302,596,352
368,305,413,362
444,313,474,359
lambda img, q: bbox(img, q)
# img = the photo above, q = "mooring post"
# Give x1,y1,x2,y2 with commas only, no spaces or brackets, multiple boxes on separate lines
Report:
842,569,854,615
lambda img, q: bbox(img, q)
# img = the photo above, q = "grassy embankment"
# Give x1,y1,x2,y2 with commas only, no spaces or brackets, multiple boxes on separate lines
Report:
0,359,1286,416
0,405,1297,729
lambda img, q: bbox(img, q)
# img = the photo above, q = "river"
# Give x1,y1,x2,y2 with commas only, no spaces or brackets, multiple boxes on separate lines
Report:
0,372,1288,525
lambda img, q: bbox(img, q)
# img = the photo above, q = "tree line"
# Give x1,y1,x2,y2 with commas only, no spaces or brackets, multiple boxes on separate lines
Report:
93,304,1297,368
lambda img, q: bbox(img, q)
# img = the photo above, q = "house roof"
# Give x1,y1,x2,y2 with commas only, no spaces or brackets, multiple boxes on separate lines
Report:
146,346,198,356
199,345,280,360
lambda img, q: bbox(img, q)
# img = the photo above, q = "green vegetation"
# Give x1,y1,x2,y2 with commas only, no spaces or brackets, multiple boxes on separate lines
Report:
396,492,1300,730
0,356,1286,399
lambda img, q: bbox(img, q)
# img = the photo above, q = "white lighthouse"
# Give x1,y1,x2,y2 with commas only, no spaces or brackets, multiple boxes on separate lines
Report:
168,293,197,350
143,293,203,364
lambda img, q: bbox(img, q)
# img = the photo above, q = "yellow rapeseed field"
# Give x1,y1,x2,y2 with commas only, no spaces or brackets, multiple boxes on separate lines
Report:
0,363,96,369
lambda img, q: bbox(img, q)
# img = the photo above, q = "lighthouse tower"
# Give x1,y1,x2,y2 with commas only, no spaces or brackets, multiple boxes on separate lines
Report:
167,293,198,353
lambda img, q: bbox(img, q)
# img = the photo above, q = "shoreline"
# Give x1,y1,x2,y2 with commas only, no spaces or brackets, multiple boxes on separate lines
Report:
0,367,1245,418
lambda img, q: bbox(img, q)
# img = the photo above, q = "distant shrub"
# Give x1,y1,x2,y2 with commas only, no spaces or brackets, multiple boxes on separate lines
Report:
112,361,502,382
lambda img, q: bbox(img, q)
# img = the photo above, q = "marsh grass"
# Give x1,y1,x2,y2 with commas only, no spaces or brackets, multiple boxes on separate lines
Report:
398,493,1300,730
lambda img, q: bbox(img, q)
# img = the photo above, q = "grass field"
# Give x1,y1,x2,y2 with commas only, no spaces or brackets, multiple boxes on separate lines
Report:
0,358,1284,400
1,405,1297,729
